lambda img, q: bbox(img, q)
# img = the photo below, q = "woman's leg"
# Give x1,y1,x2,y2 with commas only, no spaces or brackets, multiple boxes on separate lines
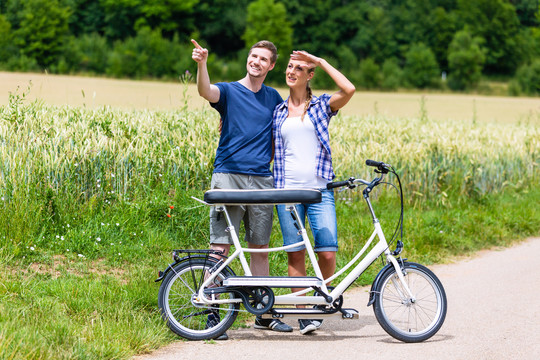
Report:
306,190,338,283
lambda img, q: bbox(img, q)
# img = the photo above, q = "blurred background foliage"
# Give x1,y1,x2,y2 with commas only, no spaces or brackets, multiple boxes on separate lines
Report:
0,0,539,94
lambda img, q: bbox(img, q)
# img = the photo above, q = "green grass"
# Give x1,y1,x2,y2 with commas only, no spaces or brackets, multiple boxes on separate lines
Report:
0,91,539,359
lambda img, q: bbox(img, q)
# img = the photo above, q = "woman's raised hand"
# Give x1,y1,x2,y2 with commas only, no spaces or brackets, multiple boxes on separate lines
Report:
290,50,322,69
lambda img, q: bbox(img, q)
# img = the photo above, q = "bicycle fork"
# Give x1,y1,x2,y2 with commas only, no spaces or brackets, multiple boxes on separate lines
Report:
386,253,416,303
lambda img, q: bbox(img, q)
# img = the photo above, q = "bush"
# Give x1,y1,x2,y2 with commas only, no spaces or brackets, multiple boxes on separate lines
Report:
357,58,381,89
381,58,403,90
107,27,191,79
403,43,440,89
75,33,111,74
513,59,540,95
447,30,485,91
4,54,40,72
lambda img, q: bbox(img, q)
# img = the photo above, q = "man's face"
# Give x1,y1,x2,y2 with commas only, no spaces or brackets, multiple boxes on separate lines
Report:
246,47,275,79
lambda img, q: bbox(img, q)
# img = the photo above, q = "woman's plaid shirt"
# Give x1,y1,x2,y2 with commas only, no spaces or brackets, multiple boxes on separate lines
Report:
272,93,338,188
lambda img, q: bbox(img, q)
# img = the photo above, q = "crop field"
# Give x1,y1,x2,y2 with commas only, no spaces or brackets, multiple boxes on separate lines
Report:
0,71,539,359
2,71,539,124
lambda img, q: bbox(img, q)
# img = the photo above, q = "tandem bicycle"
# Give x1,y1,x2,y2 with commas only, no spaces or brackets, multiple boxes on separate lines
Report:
155,160,447,342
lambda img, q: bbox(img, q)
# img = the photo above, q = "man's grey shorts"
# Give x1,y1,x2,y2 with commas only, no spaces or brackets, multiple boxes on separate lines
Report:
209,173,273,246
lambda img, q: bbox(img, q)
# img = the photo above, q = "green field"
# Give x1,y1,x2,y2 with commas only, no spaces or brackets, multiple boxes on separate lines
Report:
0,72,539,359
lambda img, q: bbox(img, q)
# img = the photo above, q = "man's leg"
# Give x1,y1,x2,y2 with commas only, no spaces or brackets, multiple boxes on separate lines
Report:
248,243,269,276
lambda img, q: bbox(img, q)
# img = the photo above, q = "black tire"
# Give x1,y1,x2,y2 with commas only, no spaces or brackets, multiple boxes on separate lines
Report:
158,257,239,340
373,262,447,343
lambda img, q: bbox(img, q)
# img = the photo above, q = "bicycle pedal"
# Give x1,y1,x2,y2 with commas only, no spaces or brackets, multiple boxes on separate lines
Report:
340,308,359,319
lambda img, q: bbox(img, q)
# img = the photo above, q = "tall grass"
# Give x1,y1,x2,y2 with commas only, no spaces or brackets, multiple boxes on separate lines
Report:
0,88,539,359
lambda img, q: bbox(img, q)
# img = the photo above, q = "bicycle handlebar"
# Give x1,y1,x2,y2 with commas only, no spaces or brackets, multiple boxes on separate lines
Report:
326,180,351,190
326,160,392,190
365,159,391,173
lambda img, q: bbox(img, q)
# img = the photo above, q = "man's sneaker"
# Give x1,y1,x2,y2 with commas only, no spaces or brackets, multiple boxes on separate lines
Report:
312,319,323,330
298,319,319,335
254,317,293,332
206,312,229,340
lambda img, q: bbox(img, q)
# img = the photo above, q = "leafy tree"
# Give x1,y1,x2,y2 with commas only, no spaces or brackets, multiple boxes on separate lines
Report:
403,43,440,88
193,0,251,57
0,14,11,62
243,0,293,83
6,0,71,67
279,0,336,55
447,30,485,90
425,6,457,71
349,4,398,64
64,0,106,37
510,0,539,26
99,0,198,41
456,0,523,74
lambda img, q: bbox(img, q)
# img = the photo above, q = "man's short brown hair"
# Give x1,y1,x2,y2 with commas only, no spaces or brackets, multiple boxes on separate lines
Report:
249,40,278,64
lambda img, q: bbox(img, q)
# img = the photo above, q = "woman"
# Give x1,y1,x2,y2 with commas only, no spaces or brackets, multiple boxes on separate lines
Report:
273,51,355,334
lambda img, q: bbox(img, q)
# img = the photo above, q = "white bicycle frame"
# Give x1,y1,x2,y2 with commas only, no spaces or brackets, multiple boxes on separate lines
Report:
195,181,415,308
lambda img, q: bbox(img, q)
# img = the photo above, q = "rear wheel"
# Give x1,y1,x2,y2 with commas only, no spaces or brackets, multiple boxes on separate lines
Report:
373,262,447,343
158,257,239,340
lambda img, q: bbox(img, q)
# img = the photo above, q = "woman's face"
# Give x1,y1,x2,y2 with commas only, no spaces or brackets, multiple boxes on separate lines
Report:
285,59,313,89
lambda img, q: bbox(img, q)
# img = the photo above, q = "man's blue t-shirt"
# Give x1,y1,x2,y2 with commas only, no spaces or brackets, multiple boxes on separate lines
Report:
210,82,283,176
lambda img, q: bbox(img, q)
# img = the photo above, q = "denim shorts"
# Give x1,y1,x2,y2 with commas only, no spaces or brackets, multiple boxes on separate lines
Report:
276,189,338,253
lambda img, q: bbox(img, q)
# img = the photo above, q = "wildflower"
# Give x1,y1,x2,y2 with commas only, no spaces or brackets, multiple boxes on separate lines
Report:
167,214,171,218
30,247,35,251
96,237,101,242
67,249,70,252
170,205,174,209
118,253,121,256
101,222,105,226
111,174,115,178
116,223,119,226
61,236,65,240
67,224,70,228
78,254,84,258
56,235,60,239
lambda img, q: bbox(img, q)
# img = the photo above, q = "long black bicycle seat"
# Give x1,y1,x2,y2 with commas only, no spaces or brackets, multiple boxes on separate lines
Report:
203,188,322,205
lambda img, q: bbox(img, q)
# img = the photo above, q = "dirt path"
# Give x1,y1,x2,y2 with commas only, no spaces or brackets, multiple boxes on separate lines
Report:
134,238,540,360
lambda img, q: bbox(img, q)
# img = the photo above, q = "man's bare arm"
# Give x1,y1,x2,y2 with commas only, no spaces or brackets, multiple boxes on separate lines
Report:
191,39,220,103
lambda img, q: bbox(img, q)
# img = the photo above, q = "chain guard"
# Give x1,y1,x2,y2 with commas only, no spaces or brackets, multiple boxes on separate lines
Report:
238,286,275,315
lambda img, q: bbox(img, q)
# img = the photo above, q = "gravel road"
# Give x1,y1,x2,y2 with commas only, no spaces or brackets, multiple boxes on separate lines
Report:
134,237,540,360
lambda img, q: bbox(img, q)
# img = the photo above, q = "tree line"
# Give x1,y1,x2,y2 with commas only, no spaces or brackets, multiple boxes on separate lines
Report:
0,0,539,94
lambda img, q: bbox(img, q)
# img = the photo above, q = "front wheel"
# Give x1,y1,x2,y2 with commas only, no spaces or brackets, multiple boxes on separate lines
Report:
373,262,447,343
158,257,239,340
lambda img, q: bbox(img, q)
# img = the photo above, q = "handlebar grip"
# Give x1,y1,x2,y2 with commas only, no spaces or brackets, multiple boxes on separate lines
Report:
366,159,384,168
326,180,350,190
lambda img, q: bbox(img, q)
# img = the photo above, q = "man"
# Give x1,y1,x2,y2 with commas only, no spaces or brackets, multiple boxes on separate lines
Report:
191,39,292,338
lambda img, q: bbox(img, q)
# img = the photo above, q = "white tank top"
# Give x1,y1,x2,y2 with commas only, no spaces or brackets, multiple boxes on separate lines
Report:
281,116,327,189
